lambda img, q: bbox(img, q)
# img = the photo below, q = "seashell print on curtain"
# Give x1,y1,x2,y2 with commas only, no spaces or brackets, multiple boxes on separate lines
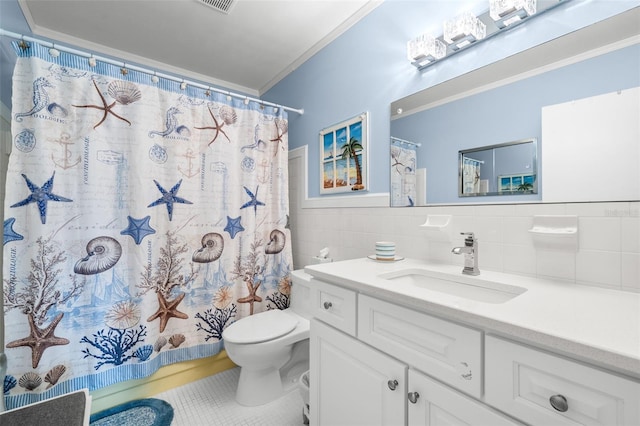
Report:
2,41,292,409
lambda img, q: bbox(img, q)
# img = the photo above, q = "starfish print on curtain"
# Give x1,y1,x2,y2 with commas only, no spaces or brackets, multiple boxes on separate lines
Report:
240,186,265,214
6,313,69,369
72,80,141,129
224,216,244,239
147,292,189,333
120,215,156,244
10,172,73,224
194,105,232,146
147,179,193,221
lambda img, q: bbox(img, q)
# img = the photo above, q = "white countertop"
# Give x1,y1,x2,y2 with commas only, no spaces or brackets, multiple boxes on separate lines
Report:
304,258,640,379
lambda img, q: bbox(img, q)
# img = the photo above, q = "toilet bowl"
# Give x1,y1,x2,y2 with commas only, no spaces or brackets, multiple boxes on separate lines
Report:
222,270,312,406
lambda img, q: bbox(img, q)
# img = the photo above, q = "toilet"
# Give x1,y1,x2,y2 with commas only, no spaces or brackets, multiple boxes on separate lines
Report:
223,269,312,406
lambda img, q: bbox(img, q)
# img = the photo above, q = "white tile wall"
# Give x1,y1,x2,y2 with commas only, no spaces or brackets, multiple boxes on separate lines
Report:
288,155,640,292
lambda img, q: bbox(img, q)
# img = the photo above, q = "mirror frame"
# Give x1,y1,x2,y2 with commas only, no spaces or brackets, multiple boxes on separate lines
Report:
458,138,537,198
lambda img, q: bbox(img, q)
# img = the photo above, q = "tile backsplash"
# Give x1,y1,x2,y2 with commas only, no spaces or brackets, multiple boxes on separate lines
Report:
288,156,639,293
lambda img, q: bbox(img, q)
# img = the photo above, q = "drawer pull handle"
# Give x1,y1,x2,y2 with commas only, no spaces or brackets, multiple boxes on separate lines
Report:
549,394,568,412
323,301,332,310
387,380,398,391
408,392,420,404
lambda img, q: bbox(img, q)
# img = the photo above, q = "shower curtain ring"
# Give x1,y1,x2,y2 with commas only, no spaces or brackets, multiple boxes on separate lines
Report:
49,43,60,58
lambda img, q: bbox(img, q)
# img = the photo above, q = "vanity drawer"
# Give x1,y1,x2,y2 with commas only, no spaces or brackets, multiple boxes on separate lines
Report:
485,335,640,426
358,294,482,398
311,279,357,336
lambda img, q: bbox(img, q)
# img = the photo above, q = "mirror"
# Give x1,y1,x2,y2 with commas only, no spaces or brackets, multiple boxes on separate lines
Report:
390,8,639,206
459,139,537,197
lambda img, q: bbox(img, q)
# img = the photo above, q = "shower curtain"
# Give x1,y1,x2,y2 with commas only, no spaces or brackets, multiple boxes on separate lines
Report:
462,157,482,194
390,139,417,207
2,41,292,409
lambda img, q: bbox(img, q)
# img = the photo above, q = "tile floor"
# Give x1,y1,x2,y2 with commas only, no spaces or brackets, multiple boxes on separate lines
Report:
157,368,306,426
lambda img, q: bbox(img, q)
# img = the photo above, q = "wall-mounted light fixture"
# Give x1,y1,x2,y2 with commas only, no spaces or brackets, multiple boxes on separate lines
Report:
407,33,446,67
490,0,537,28
443,11,487,50
408,0,568,70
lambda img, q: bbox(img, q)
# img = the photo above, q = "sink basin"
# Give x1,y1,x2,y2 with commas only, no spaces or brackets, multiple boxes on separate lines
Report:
378,268,526,304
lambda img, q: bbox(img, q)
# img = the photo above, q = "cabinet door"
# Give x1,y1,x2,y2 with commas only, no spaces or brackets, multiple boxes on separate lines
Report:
311,319,407,426
408,369,521,426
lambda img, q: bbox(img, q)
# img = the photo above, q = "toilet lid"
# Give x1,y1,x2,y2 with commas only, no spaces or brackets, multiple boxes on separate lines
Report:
223,309,298,344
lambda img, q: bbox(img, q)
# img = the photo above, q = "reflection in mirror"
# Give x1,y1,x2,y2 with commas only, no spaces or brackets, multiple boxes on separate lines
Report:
459,139,537,197
390,137,421,207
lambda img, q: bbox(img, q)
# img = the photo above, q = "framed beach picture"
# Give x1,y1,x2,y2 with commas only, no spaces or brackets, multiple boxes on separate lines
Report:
498,173,536,193
319,112,369,194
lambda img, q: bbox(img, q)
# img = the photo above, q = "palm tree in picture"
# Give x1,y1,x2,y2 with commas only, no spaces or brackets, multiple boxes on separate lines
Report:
517,182,534,192
340,136,364,191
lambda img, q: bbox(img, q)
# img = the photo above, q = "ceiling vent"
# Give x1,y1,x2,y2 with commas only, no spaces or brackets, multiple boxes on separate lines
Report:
197,0,235,14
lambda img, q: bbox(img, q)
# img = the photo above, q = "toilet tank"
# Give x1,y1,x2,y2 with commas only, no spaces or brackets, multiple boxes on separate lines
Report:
290,270,312,319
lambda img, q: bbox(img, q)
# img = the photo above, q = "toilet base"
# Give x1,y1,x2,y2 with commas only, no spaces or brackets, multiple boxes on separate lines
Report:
236,367,284,406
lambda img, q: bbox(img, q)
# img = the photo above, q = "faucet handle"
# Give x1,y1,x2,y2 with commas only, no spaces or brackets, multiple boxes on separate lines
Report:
461,232,475,238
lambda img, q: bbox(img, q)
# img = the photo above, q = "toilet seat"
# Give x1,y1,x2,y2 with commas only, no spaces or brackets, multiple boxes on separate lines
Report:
224,309,298,344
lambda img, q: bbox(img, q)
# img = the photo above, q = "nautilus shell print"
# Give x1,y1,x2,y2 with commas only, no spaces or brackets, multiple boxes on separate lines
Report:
192,232,224,263
107,81,142,105
265,229,286,254
74,236,123,275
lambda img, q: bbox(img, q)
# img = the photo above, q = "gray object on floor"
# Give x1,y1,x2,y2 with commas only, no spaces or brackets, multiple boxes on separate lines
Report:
0,388,90,426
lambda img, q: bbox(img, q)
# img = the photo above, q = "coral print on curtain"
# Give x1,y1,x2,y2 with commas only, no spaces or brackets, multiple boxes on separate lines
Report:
3,41,292,409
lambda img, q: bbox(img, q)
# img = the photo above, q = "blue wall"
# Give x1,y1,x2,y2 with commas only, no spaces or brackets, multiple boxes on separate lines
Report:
264,0,640,199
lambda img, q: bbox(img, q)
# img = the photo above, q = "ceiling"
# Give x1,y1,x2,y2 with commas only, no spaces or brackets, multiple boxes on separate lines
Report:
15,0,381,96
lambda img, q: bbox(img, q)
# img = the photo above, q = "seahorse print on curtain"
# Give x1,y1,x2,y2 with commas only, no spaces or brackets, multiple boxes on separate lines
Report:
3,41,293,409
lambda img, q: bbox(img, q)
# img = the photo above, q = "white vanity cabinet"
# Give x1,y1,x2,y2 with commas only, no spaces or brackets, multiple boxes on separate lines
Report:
308,274,640,426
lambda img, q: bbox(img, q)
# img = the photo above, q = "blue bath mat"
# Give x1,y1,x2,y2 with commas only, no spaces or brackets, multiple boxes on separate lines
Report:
90,398,173,426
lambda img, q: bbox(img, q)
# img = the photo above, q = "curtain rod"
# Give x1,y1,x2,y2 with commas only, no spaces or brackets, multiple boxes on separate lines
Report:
390,136,421,147
0,28,304,115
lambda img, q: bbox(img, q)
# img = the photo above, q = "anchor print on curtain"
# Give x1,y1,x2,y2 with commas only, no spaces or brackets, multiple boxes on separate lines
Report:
2,41,293,409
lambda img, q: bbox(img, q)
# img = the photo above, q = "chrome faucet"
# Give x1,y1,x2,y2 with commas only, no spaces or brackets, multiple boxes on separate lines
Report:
452,232,480,276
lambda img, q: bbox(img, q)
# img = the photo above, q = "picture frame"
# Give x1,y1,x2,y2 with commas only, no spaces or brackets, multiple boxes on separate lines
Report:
498,173,536,193
319,112,368,194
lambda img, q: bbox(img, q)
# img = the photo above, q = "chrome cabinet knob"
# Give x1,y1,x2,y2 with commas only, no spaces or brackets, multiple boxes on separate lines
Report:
387,379,398,391
549,394,568,412
408,392,420,404
323,301,332,310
